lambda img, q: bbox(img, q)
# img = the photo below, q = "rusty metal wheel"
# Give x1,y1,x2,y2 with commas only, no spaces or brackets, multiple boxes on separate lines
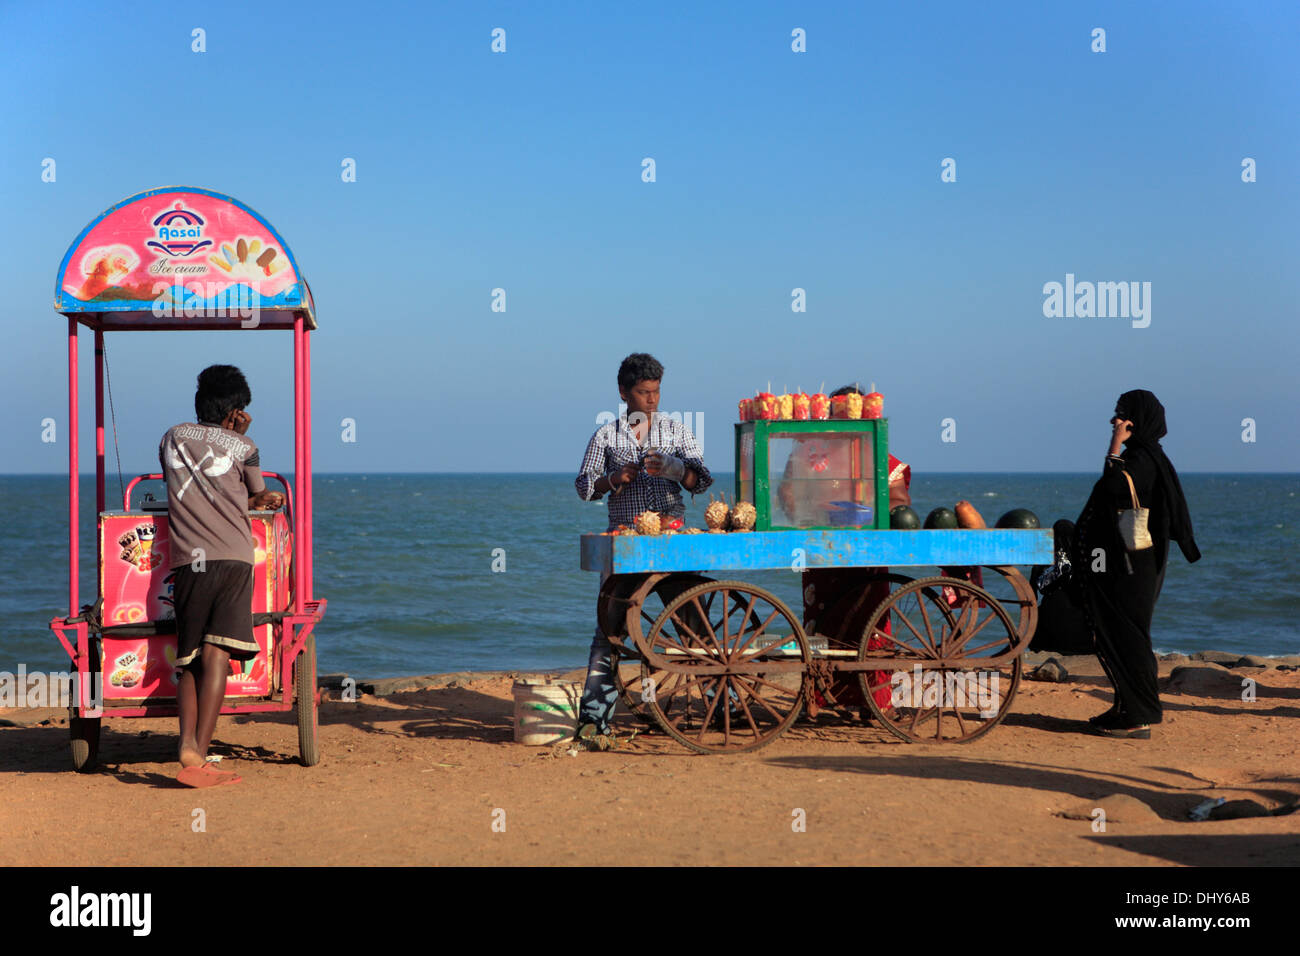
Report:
611,573,711,728
814,572,917,711
857,576,1021,743
641,580,809,754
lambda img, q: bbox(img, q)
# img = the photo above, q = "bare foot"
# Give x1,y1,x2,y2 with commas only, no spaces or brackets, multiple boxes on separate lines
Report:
179,744,205,769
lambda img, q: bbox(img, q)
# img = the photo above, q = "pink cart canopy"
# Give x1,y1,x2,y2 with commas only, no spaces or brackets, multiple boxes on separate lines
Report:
54,186,315,330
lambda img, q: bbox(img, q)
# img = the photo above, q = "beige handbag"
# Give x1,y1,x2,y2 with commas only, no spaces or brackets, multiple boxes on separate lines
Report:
1116,470,1152,551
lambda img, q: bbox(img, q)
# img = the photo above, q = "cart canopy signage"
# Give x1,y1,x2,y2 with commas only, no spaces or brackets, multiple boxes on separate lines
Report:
55,186,315,329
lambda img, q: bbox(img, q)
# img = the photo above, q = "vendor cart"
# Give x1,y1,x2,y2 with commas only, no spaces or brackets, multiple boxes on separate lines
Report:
48,186,326,771
581,415,1053,754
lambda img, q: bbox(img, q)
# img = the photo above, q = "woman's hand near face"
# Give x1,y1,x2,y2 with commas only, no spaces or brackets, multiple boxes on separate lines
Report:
1109,416,1133,455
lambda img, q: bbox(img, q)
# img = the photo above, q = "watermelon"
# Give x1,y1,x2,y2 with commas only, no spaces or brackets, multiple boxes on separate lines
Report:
924,507,959,529
890,505,922,530
996,508,1041,529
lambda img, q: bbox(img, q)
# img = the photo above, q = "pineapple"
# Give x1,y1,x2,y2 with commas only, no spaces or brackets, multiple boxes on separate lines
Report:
634,511,662,535
730,501,757,531
704,495,730,531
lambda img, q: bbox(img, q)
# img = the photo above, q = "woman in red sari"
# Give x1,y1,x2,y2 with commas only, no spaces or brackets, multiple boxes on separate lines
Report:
795,435,912,718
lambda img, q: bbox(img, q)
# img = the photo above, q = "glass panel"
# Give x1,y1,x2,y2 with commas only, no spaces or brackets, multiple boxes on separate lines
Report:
739,479,754,505
768,431,875,528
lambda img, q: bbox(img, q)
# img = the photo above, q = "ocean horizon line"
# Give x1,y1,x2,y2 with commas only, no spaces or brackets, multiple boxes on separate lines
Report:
4,470,1298,478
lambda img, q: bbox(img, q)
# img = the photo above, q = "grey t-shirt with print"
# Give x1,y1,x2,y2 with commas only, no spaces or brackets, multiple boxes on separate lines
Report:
159,422,266,569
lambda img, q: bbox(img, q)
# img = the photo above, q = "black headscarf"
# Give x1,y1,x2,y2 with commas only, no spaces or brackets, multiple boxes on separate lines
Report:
1115,389,1200,563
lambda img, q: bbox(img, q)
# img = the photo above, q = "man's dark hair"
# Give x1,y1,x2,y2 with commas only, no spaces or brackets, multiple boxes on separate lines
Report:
195,365,252,424
830,383,865,397
617,353,664,391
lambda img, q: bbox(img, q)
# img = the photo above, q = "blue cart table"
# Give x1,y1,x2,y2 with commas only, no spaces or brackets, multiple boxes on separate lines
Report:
581,529,1053,575
581,529,1053,753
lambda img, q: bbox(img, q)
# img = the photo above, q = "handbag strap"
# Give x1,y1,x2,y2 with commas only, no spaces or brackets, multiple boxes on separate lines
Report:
1120,470,1142,510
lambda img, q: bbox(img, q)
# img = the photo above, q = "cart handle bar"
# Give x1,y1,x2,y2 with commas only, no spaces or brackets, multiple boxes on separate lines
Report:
124,472,293,519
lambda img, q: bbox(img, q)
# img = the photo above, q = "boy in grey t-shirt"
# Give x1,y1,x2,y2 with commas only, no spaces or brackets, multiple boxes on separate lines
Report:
160,365,282,787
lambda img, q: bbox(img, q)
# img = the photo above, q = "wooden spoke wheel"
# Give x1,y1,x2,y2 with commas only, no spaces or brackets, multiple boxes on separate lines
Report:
641,581,809,754
857,576,1021,744
610,574,711,728
814,572,917,711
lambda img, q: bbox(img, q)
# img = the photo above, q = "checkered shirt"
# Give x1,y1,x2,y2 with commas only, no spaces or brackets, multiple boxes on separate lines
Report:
575,414,712,531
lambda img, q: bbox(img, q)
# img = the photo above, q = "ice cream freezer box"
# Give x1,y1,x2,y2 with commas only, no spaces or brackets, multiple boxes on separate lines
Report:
98,510,292,702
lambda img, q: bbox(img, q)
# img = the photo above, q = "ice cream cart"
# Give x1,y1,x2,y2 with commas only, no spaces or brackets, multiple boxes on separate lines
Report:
582,413,1054,753
48,186,326,771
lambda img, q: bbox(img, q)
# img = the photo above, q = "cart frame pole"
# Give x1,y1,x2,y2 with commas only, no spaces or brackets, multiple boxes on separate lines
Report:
303,328,313,601
94,329,105,569
67,317,79,618
293,315,305,614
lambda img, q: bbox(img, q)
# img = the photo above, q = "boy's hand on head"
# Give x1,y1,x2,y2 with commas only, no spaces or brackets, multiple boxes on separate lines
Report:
223,409,252,435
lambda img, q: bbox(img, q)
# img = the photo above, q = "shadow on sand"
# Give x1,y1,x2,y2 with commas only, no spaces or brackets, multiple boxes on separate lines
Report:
762,751,1299,823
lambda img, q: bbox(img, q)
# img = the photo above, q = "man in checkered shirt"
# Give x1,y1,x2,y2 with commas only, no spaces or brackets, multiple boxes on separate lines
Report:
573,353,712,743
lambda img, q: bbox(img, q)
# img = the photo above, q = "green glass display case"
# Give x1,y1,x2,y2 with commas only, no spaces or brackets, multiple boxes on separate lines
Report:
734,419,890,531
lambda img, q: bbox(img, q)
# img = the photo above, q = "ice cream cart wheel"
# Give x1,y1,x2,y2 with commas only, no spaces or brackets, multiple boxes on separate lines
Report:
641,580,810,754
857,576,1022,744
295,632,320,766
69,637,102,771
69,713,101,772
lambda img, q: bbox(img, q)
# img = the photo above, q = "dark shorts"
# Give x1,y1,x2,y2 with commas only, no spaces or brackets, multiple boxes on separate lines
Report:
172,560,258,667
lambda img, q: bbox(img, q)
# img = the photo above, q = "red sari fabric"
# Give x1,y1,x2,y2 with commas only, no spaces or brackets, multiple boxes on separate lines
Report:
803,455,910,710
801,456,986,711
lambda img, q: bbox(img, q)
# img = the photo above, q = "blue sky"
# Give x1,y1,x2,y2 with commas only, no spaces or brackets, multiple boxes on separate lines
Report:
1,0,1296,474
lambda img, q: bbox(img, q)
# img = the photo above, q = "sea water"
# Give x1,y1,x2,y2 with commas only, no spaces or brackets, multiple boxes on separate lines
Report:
1,473,1296,678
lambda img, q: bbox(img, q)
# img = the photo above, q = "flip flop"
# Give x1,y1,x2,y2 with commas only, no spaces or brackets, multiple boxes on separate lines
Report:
178,760,242,788
1091,724,1151,740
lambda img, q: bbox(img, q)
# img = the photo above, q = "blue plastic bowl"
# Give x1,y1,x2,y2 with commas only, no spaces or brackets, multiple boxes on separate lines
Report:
827,502,873,527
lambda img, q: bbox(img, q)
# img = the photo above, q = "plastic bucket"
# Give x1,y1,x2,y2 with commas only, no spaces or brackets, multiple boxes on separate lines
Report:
512,679,580,745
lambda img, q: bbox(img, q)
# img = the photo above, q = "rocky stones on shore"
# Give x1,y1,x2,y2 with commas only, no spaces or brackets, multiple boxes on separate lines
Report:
356,669,583,697
1026,657,1068,683
1164,665,1248,698
1234,655,1278,669
1191,650,1244,666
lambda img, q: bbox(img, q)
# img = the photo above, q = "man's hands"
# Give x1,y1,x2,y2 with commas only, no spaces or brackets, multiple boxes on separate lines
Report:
644,451,686,483
222,409,252,435
604,463,639,494
600,453,696,496
249,490,284,511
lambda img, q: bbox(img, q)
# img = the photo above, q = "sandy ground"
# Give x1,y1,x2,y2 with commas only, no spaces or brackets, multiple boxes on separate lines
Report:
2,654,1298,867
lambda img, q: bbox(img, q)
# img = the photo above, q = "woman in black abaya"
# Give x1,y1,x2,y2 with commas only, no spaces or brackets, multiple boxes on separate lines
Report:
1073,390,1200,737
